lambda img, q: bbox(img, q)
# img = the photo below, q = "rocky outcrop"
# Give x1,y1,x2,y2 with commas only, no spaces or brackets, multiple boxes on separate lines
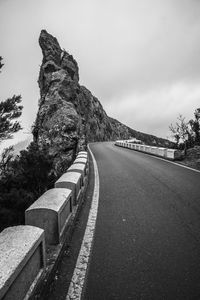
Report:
33,30,173,173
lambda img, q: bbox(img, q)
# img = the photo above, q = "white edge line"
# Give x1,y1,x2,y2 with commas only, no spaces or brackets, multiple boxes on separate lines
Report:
148,152,200,174
66,144,99,300
115,144,200,174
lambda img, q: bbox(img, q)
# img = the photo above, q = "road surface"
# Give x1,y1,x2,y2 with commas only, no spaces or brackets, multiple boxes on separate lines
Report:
83,142,200,300
43,141,200,300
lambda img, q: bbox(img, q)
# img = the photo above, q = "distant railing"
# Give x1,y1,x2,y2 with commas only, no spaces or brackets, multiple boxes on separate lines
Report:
0,151,89,300
115,140,182,161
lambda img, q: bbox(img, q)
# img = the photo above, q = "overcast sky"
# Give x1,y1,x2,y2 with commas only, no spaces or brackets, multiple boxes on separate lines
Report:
0,0,200,148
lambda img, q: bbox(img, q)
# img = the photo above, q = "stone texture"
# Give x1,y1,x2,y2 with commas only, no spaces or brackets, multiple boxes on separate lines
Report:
78,151,88,155
67,163,86,177
73,157,87,165
33,30,174,173
0,225,45,300
55,172,82,206
25,188,72,244
26,188,71,212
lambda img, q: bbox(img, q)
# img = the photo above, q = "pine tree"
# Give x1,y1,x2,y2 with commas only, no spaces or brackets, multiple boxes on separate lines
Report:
0,57,23,142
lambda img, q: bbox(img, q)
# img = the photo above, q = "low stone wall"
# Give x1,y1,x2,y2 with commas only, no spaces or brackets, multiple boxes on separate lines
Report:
25,188,72,245
67,162,88,187
74,157,88,165
115,140,182,160
158,147,167,157
0,226,45,300
55,172,82,206
68,163,87,176
0,150,89,299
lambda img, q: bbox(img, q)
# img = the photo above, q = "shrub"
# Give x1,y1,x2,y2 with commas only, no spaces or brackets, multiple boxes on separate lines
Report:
0,142,57,231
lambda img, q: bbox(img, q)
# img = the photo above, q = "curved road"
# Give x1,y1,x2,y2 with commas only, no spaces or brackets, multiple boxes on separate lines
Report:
83,142,200,299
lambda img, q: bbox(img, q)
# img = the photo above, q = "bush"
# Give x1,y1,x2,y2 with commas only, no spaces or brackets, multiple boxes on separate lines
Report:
0,142,57,231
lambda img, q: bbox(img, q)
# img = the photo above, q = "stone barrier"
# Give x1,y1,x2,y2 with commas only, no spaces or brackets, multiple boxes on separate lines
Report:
77,154,87,159
0,149,90,299
140,145,145,152
78,151,87,156
145,145,151,153
136,144,140,150
67,163,87,177
166,149,182,160
166,149,175,159
25,188,72,245
158,147,167,157
0,225,45,300
67,163,88,188
77,152,88,157
55,172,82,206
73,157,87,165
115,140,182,161
151,147,158,155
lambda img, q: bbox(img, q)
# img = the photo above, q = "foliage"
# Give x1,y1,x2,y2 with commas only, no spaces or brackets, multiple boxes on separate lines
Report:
0,142,56,231
0,57,23,142
169,109,200,153
0,95,23,141
169,114,189,149
169,123,180,146
189,108,200,146
0,146,14,176
0,56,3,71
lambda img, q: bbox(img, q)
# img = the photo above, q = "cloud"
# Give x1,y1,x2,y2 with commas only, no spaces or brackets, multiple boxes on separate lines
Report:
105,81,200,138
0,0,200,141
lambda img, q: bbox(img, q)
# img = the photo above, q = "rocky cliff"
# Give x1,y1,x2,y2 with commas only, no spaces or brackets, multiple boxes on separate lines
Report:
33,30,173,173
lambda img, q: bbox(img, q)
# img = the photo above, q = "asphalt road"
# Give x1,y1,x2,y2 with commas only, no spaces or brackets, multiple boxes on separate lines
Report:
83,142,200,300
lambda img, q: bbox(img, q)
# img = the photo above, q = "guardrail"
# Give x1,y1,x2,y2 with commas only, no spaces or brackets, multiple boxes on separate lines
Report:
0,151,88,300
115,140,182,161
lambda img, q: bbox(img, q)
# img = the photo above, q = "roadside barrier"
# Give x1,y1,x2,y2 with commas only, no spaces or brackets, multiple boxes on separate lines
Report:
68,163,87,177
158,147,167,157
0,226,45,300
115,140,182,160
25,188,72,245
67,163,88,187
77,151,88,158
0,150,89,300
74,157,87,165
55,172,82,206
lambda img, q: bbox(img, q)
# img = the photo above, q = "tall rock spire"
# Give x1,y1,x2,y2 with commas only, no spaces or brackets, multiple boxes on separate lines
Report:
33,30,172,174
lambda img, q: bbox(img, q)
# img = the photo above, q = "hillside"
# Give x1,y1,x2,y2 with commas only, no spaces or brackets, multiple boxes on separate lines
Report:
33,30,173,172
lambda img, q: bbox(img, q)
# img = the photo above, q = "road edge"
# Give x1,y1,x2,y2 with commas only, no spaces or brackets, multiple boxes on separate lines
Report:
148,152,200,174
66,144,100,300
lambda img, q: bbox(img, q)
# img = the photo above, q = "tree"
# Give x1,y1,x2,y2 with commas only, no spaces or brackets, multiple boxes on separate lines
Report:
0,146,14,177
0,142,56,231
0,95,23,141
0,57,23,142
169,114,189,154
169,123,180,147
9,142,56,195
0,56,3,71
189,108,200,145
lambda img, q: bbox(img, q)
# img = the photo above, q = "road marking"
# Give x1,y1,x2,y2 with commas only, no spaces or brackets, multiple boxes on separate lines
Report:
66,144,99,300
145,152,200,174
